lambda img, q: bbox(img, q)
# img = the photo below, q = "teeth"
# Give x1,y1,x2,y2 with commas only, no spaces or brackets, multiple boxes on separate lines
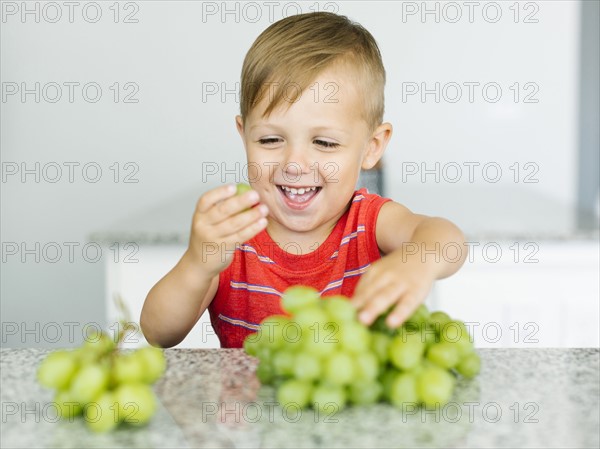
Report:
280,186,318,193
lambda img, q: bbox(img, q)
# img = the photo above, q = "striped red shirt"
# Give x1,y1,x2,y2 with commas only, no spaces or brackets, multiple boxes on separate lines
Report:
208,188,391,348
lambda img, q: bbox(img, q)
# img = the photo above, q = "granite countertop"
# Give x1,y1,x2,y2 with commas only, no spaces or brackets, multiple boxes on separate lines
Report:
1,348,599,448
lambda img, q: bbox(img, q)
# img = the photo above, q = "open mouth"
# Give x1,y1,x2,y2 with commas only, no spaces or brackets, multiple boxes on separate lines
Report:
277,185,322,209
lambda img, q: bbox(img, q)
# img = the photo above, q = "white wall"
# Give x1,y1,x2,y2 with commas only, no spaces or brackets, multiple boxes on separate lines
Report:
1,1,592,348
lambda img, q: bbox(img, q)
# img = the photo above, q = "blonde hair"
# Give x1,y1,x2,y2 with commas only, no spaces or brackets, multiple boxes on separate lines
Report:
240,12,386,132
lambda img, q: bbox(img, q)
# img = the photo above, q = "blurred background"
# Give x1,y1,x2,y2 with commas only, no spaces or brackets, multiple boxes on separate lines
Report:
1,1,598,349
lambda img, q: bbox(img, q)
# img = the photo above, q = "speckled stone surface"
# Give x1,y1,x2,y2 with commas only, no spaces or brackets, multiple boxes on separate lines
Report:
1,348,598,448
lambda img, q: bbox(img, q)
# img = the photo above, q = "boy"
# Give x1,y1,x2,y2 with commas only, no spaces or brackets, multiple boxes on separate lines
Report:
140,12,467,348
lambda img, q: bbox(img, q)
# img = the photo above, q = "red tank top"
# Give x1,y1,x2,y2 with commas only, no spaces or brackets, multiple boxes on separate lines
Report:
208,188,391,348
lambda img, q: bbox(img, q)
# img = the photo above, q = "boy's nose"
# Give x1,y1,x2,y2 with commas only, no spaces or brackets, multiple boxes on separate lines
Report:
282,147,312,180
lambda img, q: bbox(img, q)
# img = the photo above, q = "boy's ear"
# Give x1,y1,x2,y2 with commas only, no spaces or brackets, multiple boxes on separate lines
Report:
235,115,244,137
362,122,393,170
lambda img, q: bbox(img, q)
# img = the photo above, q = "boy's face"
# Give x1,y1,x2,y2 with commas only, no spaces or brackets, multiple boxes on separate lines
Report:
236,66,390,235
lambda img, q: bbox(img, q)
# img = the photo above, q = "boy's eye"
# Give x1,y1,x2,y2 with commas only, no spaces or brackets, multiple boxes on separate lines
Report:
258,137,282,145
314,139,339,149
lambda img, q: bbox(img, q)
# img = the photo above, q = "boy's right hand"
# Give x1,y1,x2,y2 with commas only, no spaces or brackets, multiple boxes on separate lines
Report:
187,184,269,278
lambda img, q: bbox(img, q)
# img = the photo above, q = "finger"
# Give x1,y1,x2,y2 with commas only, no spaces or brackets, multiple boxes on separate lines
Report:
196,184,237,214
357,282,407,326
206,190,261,225
215,204,269,238
225,216,269,246
350,269,377,309
386,294,422,328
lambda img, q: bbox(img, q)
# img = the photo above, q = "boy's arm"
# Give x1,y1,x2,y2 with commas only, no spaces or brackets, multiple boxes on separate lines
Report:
351,201,468,327
140,251,219,349
140,184,268,348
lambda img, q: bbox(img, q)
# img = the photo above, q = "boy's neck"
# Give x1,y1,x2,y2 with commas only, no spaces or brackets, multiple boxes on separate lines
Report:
265,208,348,255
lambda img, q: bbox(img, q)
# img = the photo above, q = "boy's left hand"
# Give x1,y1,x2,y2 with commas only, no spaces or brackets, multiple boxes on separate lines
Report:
350,252,436,328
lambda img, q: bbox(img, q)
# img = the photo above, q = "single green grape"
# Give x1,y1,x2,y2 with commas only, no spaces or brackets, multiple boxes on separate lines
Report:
349,380,382,405
426,342,460,369
429,311,452,329
277,379,312,409
255,360,274,384
300,322,337,358
70,363,109,404
339,322,371,353
416,366,455,407
272,350,296,377
388,331,425,370
323,351,355,385
235,183,252,196
322,295,356,322
84,391,119,433
112,353,145,385
456,352,481,378
370,332,391,364
37,350,79,390
292,352,321,381
353,352,379,382
135,346,166,384
293,306,329,331
114,383,157,426
390,372,419,409
311,383,347,414
281,286,320,314
53,389,83,419
259,315,292,349
405,304,430,328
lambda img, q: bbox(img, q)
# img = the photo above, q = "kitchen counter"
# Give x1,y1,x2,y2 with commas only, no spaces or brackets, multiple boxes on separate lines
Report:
1,348,598,448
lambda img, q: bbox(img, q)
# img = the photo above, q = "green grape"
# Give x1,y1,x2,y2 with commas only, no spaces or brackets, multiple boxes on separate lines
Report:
322,295,356,322
311,383,347,414
276,379,312,409
405,304,430,328
281,286,320,314
293,306,329,331
272,350,295,377
70,363,109,404
390,372,419,408
440,321,474,357
255,345,274,364
53,389,83,419
455,352,481,378
349,380,382,405
300,322,337,358
255,360,274,384
112,353,145,385
83,331,116,356
370,332,391,364
84,391,119,433
388,331,425,370
426,342,460,369
243,333,260,356
354,352,379,382
235,183,252,196
323,351,355,385
114,383,157,425
379,367,400,402
422,324,440,347
292,352,321,381
259,315,292,349
37,350,79,390
416,366,455,407
339,322,371,353
429,311,452,329
136,346,166,384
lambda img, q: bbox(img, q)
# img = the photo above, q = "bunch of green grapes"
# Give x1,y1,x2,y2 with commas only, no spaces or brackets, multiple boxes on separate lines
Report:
37,329,166,433
244,286,480,413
